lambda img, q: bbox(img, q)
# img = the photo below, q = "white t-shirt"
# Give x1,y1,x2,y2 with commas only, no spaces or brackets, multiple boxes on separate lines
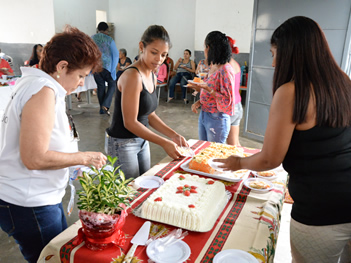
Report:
0,67,77,207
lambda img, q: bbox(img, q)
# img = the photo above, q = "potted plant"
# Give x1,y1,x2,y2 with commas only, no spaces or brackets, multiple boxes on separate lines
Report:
76,156,136,250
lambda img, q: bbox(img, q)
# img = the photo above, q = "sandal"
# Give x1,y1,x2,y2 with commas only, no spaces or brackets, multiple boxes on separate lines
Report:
102,106,110,116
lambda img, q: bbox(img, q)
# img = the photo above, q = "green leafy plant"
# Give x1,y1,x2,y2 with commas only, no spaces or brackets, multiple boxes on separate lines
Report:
77,156,136,215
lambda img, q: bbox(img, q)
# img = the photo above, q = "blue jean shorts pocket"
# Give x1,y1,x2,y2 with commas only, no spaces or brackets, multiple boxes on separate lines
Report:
0,204,15,235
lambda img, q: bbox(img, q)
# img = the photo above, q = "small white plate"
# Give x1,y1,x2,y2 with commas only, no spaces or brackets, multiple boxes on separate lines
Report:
243,178,273,193
213,249,257,263
187,80,206,85
146,239,191,263
177,146,195,158
252,170,278,181
134,175,164,189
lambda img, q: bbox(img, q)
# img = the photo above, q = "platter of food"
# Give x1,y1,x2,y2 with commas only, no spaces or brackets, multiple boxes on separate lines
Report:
180,159,250,182
179,142,251,182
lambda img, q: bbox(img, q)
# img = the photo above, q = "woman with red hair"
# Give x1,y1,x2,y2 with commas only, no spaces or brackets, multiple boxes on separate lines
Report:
0,26,107,263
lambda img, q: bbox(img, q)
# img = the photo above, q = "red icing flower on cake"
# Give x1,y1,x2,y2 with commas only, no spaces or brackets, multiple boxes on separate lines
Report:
176,185,198,196
154,197,162,202
188,204,195,208
207,180,215,185
179,175,186,180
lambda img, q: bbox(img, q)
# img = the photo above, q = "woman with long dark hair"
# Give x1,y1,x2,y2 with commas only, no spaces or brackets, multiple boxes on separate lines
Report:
106,25,187,179
190,31,235,143
215,16,351,262
29,44,43,67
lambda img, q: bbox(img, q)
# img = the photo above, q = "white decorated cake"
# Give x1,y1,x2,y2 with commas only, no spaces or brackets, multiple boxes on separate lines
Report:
141,173,227,232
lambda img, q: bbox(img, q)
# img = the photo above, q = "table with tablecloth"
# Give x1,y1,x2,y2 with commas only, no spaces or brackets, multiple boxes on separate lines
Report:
38,139,288,263
67,73,98,110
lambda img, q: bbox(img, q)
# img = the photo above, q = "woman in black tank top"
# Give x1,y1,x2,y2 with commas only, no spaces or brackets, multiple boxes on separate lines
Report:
212,17,351,262
106,25,188,179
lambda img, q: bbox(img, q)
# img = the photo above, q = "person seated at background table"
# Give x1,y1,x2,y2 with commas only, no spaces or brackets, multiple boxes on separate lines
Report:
167,49,196,104
105,25,187,179
215,16,351,263
189,31,235,143
29,44,43,67
195,58,210,75
116,48,132,80
156,61,168,83
0,26,106,263
227,37,242,146
0,48,14,77
165,54,175,78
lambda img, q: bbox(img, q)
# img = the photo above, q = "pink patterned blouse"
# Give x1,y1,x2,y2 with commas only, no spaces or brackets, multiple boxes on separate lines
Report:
200,63,235,115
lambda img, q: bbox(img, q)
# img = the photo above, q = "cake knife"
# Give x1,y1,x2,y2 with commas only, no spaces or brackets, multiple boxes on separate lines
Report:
122,221,151,263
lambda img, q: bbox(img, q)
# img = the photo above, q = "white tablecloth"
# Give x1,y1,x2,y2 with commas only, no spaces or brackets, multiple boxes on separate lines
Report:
71,74,97,94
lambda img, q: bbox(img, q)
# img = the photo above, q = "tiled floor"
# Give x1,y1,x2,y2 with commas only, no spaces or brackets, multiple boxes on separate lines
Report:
0,90,292,262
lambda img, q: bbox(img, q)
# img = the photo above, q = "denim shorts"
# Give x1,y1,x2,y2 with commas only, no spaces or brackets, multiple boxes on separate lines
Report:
230,102,243,126
198,110,230,143
105,133,150,179
0,200,67,263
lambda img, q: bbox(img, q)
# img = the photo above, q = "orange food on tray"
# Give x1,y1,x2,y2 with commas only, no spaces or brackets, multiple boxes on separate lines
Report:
188,143,245,174
257,171,275,177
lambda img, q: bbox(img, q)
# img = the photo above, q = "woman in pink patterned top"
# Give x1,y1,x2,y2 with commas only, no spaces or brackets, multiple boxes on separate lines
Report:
190,31,235,143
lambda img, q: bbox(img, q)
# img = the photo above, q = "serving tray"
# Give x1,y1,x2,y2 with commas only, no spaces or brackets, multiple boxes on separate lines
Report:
180,159,250,182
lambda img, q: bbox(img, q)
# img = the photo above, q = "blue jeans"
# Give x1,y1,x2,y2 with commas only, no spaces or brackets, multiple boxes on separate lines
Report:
198,110,230,143
93,68,116,110
168,72,192,99
0,200,67,263
105,134,151,179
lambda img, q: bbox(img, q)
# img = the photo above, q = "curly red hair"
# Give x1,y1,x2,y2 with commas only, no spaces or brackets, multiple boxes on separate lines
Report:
40,25,102,74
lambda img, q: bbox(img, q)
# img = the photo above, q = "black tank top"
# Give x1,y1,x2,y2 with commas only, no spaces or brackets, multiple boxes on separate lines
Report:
282,126,351,225
106,67,158,138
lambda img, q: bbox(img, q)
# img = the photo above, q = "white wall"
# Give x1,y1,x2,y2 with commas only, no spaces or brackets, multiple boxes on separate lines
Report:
108,0,196,61
0,0,55,44
194,0,254,53
108,0,253,62
53,0,109,35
